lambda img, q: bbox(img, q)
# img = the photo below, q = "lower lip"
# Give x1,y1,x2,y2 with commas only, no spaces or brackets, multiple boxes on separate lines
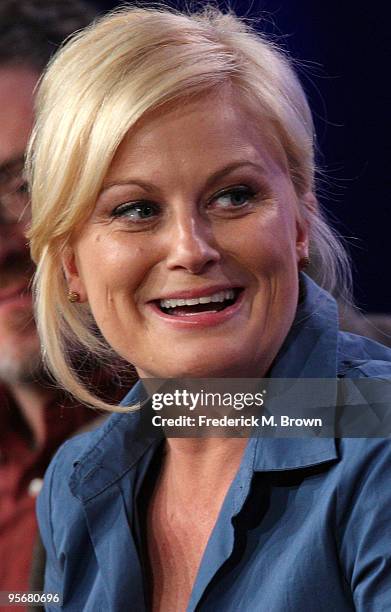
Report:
147,290,245,328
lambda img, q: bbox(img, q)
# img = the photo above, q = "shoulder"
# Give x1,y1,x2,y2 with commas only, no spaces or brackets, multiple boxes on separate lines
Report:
337,437,391,483
37,403,146,535
334,437,391,592
38,380,147,538
337,330,391,377
36,406,148,605
41,416,114,486
321,437,391,522
37,412,123,549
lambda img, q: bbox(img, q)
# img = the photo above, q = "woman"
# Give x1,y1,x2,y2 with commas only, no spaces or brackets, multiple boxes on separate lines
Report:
28,6,391,611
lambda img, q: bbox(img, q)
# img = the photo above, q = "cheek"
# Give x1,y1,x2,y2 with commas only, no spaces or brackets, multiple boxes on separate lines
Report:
217,210,297,275
77,231,152,300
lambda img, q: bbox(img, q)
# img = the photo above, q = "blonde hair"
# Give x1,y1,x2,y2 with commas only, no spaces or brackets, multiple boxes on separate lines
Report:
27,4,350,411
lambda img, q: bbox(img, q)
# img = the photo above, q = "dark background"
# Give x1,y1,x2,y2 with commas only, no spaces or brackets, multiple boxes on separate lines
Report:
88,0,390,312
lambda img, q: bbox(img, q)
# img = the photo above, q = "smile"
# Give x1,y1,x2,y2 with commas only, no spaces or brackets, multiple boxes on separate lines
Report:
159,288,239,315
148,287,245,327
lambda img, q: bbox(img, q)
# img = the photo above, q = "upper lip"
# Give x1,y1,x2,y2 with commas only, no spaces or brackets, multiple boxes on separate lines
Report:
150,284,242,301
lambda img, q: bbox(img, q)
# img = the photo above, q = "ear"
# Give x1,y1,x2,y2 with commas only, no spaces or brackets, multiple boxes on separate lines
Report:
295,191,316,261
61,246,88,303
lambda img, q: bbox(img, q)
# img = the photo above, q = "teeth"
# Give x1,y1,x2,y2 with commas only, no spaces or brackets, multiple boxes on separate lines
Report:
160,289,235,309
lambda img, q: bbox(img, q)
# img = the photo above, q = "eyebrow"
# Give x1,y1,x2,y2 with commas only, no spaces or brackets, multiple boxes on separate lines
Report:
100,161,267,196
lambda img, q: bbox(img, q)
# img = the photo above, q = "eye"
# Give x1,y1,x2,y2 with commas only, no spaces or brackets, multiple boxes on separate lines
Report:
111,200,160,221
210,186,256,210
17,181,29,195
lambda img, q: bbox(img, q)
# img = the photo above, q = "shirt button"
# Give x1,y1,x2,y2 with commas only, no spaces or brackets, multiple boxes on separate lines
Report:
28,478,43,497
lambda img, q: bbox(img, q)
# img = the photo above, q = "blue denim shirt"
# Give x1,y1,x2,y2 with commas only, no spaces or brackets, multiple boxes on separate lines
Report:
37,276,391,611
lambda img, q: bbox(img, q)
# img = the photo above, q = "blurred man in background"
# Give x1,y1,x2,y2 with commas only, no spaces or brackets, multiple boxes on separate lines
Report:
0,0,100,597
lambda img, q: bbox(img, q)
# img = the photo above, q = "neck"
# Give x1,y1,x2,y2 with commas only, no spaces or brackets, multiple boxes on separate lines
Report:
8,381,54,448
161,437,248,505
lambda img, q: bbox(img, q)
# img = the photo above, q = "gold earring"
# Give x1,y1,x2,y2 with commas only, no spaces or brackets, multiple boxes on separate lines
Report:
299,256,310,271
67,290,80,303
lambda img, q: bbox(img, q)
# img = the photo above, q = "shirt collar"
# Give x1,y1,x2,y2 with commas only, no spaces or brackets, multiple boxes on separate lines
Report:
70,274,339,498
252,273,339,470
69,384,158,502
270,272,339,378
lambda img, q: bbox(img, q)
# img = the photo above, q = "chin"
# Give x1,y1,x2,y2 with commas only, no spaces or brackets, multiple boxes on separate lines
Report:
141,350,254,379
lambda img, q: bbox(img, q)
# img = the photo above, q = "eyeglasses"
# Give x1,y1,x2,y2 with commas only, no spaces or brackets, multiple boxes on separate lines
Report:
0,158,31,225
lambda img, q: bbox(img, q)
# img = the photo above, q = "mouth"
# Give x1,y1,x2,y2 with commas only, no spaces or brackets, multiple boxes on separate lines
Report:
155,287,243,317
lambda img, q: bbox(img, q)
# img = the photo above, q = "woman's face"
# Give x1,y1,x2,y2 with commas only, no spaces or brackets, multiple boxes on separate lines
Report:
64,91,310,378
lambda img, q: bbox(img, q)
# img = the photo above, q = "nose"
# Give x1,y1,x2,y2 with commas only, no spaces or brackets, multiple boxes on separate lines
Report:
165,213,221,274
